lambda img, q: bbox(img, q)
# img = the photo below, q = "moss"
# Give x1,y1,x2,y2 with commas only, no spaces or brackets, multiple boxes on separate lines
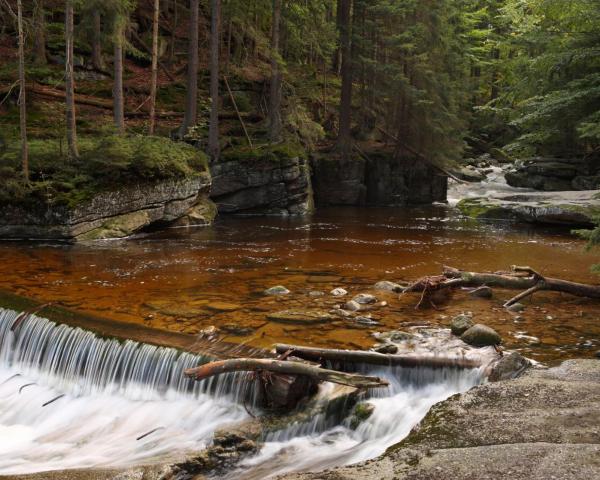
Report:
456,198,516,220
0,135,208,209
221,142,307,164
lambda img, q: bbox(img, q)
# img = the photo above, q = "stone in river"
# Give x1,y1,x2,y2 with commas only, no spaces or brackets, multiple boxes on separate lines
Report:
267,310,335,325
205,302,242,312
488,352,531,381
469,286,493,299
331,287,348,296
373,281,404,293
220,324,255,335
264,285,291,295
308,291,325,297
343,300,361,312
450,313,474,336
506,302,525,312
352,293,378,305
355,316,380,326
461,324,502,347
374,344,398,354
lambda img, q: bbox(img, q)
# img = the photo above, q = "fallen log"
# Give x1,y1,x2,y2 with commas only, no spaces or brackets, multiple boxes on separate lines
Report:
184,358,389,389
404,265,600,308
274,344,481,369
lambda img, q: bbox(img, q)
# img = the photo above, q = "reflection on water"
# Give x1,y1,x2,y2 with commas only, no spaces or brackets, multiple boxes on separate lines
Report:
0,206,598,363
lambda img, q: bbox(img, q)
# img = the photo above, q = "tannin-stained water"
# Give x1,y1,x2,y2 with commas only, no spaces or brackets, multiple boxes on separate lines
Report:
0,206,598,363
0,307,482,476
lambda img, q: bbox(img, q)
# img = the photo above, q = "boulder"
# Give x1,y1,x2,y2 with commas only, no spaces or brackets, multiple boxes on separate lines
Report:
331,287,348,296
488,352,531,381
343,300,361,312
468,286,493,299
374,281,405,293
461,324,502,347
349,402,375,429
264,286,291,295
352,293,378,305
505,157,599,192
450,313,474,336
457,190,600,227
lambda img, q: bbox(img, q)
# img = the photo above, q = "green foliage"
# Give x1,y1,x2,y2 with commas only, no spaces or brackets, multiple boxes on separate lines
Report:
0,136,208,208
573,217,600,274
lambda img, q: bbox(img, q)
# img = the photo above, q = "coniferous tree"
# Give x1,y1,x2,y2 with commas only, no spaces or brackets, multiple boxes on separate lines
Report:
181,0,199,136
149,0,160,134
208,0,221,161
17,0,28,179
65,0,79,158
268,0,283,143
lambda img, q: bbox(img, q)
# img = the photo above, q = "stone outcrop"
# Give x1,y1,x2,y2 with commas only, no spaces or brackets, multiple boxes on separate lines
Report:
457,190,600,227
505,157,600,191
0,174,215,241
209,151,313,215
282,359,600,480
312,154,447,206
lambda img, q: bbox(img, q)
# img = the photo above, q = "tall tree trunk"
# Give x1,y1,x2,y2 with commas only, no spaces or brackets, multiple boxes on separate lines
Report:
65,0,79,158
181,0,199,135
91,10,105,71
208,0,220,161
33,0,47,65
17,0,28,179
268,0,282,143
148,0,160,134
336,0,353,156
169,0,178,63
113,20,125,133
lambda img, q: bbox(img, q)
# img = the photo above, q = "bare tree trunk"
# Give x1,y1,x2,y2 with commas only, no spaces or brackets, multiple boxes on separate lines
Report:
17,0,28,179
91,10,105,71
33,0,47,65
65,0,79,158
148,0,160,134
336,0,352,156
268,0,282,143
181,0,199,135
208,0,220,161
185,358,389,389
113,20,125,133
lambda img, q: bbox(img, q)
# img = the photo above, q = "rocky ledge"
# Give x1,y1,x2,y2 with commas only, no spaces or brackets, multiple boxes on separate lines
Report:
0,175,216,241
210,148,313,215
505,157,600,191
283,359,600,480
457,190,600,227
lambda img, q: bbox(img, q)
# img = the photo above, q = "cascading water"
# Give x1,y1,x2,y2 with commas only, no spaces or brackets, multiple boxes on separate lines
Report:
0,308,484,477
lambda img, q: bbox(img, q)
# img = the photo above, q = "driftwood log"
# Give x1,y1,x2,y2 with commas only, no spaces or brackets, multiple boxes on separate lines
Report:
184,358,389,389
404,265,600,308
274,344,481,369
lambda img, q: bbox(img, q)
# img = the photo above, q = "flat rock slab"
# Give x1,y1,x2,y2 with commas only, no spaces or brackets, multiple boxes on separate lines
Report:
282,359,600,480
457,190,600,226
267,309,335,325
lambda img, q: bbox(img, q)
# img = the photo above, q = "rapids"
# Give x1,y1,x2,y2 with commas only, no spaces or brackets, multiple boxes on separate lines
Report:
0,307,482,477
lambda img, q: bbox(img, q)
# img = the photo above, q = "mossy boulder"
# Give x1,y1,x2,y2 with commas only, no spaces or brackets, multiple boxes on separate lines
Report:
461,324,501,347
450,313,474,336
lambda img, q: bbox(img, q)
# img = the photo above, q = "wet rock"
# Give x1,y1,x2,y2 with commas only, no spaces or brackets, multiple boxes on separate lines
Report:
506,302,525,312
220,324,254,336
450,313,474,336
374,281,404,293
352,293,378,305
488,352,531,382
343,300,362,312
331,309,354,318
461,324,502,347
330,287,348,296
355,316,381,326
264,285,291,295
349,402,376,429
308,291,324,297
452,165,487,182
468,286,493,299
595,351,600,359
267,310,335,325
374,344,399,354
457,190,600,227
206,302,241,312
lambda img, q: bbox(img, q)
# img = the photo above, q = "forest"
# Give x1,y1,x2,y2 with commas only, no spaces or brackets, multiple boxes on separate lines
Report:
0,1,599,480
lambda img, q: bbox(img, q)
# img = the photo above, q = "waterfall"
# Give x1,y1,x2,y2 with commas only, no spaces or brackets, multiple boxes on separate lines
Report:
0,308,484,477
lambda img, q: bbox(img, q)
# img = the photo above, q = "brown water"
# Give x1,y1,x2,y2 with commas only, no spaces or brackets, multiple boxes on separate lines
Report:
0,206,598,364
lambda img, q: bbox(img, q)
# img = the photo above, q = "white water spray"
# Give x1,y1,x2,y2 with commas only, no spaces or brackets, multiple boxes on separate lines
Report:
0,308,483,477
